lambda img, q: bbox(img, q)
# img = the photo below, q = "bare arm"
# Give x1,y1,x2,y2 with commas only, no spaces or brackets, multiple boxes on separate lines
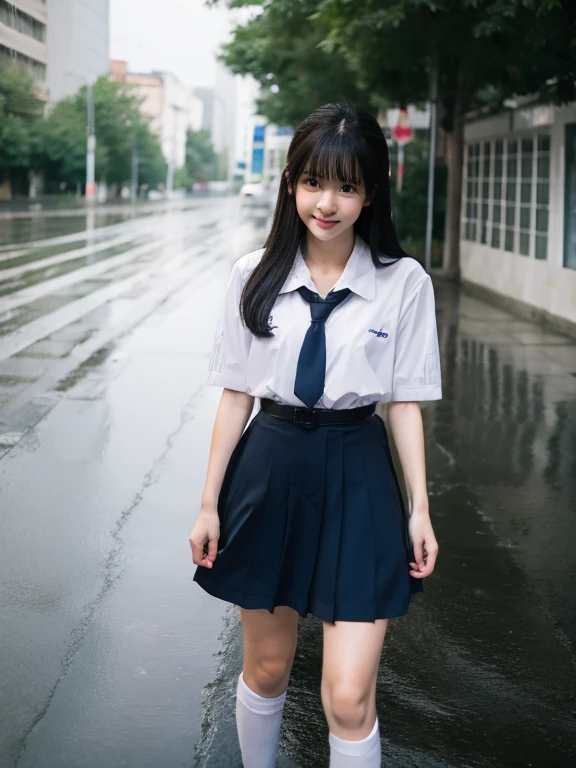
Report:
387,401,439,579
189,388,255,568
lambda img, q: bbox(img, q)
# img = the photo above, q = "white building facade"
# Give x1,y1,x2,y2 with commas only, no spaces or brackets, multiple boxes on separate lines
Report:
0,0,109,102
110,60,203,190
0,0,48,96
45,0,109,103
461,103,576,330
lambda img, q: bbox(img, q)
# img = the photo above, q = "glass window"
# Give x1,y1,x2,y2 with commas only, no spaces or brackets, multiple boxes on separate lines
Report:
538,134,550,152
519,232,530,256
537,155,550,179
521,183,531,204
535,235,547,260
536,208,548,233
564,123,576,270
463,142,481,242
466,132,551,260
521,157,533,179
521,138,534,154
536,183,549,205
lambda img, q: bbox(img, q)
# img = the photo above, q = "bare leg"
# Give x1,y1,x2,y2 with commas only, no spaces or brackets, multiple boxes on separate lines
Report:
321,618,389,766
235,606,299,768
240,605,299,696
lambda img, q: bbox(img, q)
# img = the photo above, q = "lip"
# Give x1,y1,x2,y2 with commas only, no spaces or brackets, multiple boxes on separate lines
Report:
313,216,339,229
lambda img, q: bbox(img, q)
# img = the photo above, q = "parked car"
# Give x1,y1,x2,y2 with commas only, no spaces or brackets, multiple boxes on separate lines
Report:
239,182,269,206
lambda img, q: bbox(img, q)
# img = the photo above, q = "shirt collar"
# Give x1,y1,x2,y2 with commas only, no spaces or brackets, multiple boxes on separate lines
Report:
278,232,376,301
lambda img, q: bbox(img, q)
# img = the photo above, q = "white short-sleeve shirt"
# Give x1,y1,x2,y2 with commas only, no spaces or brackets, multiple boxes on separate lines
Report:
207,233,442,409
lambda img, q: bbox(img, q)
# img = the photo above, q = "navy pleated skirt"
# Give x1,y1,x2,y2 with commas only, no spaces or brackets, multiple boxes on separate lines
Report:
193,407,423,623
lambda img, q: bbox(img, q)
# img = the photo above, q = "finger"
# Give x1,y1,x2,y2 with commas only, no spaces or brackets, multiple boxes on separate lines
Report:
412,541,425,568
191,538,207,565
409,547,438,578
206,536,219,562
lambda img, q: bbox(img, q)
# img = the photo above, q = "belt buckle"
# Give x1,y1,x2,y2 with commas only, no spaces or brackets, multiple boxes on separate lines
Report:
293,407,316,429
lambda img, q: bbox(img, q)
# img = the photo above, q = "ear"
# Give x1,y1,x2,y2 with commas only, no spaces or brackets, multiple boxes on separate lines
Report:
284,169,293,195
363,185,378,206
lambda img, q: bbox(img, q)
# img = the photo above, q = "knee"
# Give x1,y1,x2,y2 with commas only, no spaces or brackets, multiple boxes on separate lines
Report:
323,683,370,731
245,656,291,697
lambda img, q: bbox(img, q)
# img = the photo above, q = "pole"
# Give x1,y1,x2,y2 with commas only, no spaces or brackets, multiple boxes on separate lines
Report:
130,131,138,203
396,144,404,193
86,82,96,203
425,62,438,272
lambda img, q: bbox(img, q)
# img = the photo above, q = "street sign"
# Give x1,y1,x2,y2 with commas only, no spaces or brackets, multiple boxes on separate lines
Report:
392,109,414,146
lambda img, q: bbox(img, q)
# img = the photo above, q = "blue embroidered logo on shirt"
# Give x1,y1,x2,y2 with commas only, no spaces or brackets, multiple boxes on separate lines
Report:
368,328,388,338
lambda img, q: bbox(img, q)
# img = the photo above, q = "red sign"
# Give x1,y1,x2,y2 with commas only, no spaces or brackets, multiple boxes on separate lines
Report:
392,109,414,146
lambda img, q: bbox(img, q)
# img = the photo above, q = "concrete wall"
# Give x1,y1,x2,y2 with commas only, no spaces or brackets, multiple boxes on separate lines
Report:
46,0,109,102
0,0,47,92
461,103,576,326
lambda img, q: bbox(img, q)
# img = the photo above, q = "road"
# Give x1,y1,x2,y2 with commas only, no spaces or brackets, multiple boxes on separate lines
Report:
0,198,575,767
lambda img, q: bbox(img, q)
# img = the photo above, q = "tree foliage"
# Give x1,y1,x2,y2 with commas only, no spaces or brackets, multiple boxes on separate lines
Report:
215,0,576,130
212,0,576,272
0,60,43,173
184,128,218,183
216,0,377,126
39,77,166,190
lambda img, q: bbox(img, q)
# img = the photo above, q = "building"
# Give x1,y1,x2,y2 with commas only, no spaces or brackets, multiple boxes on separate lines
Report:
0,0,109,103
45,0,109,103
0,0,48,98
194,87,215,134
213,67,292,186
461,101,576,332
110,59,203,189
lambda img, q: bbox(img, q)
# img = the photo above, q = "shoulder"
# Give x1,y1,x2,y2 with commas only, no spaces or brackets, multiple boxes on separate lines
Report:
375,254,431,303
232,247,266,284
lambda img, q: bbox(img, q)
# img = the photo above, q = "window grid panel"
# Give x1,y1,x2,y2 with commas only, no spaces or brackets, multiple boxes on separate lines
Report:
463,132,550,259
535,132,550,260
462,144,470,241
519,135,533,257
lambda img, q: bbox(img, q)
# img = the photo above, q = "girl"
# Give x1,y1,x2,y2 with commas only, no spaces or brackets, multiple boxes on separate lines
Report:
189,102,441,768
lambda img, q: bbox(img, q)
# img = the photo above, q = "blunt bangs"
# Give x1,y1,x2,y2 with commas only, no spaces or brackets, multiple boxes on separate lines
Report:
293,128,373,191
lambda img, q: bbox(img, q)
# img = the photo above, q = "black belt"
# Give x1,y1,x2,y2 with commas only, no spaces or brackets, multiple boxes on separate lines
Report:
259,398,376,429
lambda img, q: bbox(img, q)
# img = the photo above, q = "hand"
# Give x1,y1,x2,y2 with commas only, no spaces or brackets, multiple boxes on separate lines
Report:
189,506,220,569
408,511,439,578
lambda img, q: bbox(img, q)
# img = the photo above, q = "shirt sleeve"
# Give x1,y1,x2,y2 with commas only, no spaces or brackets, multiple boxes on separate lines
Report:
206,261,253,392
391,274,442,402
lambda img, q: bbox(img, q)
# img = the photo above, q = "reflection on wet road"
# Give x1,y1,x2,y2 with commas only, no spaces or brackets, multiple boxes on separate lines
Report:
0,200,574,767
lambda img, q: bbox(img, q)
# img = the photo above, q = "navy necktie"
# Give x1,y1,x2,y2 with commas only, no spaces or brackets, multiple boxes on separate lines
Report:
294,285,352,408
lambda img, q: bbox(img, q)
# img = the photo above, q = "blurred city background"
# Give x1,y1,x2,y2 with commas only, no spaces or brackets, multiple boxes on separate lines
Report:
1,1,575,767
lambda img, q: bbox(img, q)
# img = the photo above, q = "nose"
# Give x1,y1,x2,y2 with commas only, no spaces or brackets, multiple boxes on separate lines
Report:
317,191,337,215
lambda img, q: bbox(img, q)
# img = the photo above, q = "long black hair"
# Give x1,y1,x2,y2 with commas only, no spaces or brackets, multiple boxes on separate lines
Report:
241,102,412,337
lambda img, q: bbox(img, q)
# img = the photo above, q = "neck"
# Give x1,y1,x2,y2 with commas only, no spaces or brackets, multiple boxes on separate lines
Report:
303,228,356,270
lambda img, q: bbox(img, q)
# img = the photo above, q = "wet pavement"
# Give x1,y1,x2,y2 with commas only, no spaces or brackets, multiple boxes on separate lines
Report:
0,199,575,767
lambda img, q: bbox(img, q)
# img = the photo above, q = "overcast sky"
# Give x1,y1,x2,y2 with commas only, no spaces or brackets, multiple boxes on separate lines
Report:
110,0,232,89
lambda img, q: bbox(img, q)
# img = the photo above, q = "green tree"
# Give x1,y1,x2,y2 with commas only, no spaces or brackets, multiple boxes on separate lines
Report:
210,0,576,274
214,0,374,126
0,60,44,191
184,128,218,184
39,76,166,192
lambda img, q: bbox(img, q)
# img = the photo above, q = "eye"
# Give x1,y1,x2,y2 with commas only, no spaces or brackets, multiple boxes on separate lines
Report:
341,183,356,193
305,177,319,187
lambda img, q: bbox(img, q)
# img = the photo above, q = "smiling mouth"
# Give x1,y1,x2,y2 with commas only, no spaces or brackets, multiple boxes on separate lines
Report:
313,216,339,223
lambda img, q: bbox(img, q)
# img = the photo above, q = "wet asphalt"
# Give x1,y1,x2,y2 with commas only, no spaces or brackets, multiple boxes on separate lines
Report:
0,198,574,768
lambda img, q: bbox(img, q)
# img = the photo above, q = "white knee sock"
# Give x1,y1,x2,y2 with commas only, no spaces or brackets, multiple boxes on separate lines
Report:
329,718,381,766
235,670,287,768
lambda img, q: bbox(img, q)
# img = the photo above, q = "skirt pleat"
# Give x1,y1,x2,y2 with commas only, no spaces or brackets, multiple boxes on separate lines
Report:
193,408,423,622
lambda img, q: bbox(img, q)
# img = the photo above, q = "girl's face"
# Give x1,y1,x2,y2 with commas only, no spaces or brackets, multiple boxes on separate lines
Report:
291,171,372,243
